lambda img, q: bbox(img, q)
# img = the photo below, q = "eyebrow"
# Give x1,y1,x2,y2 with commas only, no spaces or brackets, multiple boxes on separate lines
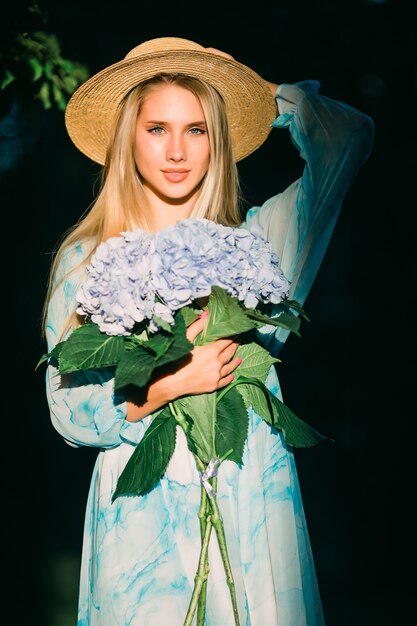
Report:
144,120,207,128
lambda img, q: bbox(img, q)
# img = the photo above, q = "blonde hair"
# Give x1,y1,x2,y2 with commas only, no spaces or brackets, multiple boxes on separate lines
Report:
42,73,243,340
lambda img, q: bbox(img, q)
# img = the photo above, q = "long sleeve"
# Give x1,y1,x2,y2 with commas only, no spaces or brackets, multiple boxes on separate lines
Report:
242,80,375,355
45,243,151,448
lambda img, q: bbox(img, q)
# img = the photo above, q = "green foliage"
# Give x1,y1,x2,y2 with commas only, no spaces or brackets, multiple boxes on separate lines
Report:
233,342,280,380
246,308,302,335
215,387,248,464
109,289,326,498
1,19,89,111
268,394,329,447
178,393,217,464
115,313,193,391
42,313,194,391
112,406,177,501
244,298,310,336
114,347,157,391
234,376,328,447
58,323,125,373
196,286,255,344
40,286,326,502
179,304,201,327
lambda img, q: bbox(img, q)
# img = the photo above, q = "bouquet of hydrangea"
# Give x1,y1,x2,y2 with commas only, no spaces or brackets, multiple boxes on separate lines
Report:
40,218,327,626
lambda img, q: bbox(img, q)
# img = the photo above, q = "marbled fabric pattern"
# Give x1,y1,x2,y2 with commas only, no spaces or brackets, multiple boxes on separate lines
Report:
45,81,374,625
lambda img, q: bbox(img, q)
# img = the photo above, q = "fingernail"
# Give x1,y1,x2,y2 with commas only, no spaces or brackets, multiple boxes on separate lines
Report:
230,375,235,381
237,358,243,365
198,310,208,319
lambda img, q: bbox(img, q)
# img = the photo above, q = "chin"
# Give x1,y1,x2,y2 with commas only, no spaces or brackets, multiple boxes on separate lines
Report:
161,187,198,202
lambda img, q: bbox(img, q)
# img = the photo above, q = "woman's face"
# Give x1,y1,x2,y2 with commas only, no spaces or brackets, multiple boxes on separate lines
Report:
135,83,210,208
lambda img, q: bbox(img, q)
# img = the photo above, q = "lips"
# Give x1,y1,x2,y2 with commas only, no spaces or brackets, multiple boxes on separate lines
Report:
162,169,190,183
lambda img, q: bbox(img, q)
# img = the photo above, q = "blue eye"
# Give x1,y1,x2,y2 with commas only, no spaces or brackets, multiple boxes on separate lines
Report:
149,126,164,134
189,127,205,135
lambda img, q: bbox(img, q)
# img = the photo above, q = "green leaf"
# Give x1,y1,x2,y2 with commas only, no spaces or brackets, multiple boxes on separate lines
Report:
59,324,125,373
177,393,217,463
35,353,49,370
257,299,309,321
37,81,51,108
244,308,301,336
142,333,174,359
269,395,329,447
284,299,310,321
215,387,249,464
42,60,55,80
197,286,255,345
35,340,65,370
151,315,173,333
153,313,193,369
1,68,16,90
127,328,148,345
114,315,193,391
51,82,67,111
62,59,75,73
234,376,328,447
28,56,43,81
114,346,156,391
270,311,301,335
179,305,201,327
112,407,177,500
234,342,279,382
236,377,274,421
61,74,78,93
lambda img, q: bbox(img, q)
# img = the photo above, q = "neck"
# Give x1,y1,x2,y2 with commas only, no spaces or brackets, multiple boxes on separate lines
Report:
144,188,200,232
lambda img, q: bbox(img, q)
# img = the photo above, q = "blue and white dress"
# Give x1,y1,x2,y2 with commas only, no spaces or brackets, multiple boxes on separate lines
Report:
45,81,374,626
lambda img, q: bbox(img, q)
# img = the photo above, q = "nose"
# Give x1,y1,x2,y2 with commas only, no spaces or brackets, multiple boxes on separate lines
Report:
166,132,186,162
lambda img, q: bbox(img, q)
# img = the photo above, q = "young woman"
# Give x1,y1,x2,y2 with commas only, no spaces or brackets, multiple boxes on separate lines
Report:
43,37,374,625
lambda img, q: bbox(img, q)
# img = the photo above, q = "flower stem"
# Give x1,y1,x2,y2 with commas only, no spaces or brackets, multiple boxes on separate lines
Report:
169,401,190,434
183,512,213,626
216,376,243,403
169,402,240,625
207,477,241,626
193,454,240,625
197,486,210,625
169,403,210,625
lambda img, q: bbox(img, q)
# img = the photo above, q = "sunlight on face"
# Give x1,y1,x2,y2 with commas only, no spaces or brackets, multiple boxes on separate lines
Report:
135,84,210,212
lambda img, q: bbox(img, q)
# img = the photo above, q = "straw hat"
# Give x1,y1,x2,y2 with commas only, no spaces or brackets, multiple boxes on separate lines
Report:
64,36,277,164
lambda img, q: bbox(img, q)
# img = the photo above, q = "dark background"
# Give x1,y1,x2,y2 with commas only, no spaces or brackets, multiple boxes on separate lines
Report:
2,0,415,624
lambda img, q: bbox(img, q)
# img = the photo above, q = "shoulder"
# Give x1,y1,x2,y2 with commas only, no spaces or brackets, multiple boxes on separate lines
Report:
57,239,93,274
52,238,94,293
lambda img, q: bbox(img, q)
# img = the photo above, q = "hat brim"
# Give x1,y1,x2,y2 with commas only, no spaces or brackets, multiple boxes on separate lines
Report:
65,49,277,164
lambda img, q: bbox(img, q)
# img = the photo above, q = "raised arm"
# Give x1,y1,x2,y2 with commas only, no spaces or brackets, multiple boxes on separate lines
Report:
243,80,375,354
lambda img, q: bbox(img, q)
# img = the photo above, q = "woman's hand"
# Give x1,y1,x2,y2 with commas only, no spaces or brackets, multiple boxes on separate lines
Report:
125,312,241,422
265,80,279,99
178,311,241,394
159,312,241,398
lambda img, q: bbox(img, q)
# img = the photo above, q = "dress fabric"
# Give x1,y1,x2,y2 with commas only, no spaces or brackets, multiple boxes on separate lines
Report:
45,81,374,626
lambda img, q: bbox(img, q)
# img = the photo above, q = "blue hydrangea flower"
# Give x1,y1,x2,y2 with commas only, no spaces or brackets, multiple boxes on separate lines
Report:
76,230,153,335
76,218,290,336
149,220,219,310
